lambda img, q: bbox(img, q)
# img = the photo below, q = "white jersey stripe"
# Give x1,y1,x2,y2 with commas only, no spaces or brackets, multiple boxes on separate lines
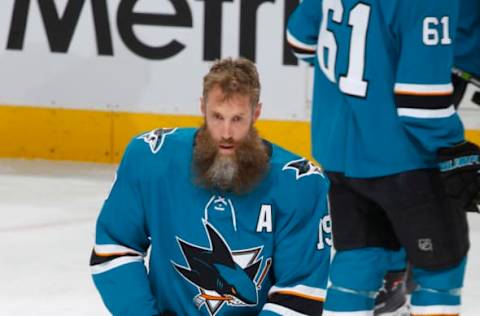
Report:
397,105,456,118
268,285,326,300
394,83,453,94
293,52,316,60
94,244,144,256
286,30,317,52
91,256,143,275
410,304,460,315
263,303,309,316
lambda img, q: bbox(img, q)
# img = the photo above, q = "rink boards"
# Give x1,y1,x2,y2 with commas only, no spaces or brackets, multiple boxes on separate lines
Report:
0,104,478,163
0,0,478,162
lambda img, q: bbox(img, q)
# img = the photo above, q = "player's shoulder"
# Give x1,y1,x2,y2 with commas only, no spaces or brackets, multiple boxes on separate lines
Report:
128,127,194,154
120,127,195,167
269,142,329,189
378,0,456,26
387,0,453,10
268,143,329,217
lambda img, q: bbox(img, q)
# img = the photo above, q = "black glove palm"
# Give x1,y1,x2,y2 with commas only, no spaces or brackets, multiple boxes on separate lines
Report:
438,141,480,213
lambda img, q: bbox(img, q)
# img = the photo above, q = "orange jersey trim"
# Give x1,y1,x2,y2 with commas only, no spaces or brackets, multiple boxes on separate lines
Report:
273,290,325,302
394,90,452,96
287,42,316,53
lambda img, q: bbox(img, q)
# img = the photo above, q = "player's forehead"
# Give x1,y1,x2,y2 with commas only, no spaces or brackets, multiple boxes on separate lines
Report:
205,86,253,115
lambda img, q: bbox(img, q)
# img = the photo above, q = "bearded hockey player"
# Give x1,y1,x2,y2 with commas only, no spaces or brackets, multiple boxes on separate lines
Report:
90,57,331,315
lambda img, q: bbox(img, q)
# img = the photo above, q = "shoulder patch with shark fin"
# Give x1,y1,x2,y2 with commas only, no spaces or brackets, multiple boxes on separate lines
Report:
282,158,324,180
137,128,177,154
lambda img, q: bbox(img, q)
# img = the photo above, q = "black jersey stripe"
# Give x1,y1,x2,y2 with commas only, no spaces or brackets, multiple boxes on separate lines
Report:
268,292,324,316
394,93,452,110
286,34,316,55
290,44,316,56
90,248,140,266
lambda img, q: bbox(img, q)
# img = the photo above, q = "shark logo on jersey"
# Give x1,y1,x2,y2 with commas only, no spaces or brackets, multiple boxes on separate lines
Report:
137,128,177,154
282,158,324,179
172,221,272,315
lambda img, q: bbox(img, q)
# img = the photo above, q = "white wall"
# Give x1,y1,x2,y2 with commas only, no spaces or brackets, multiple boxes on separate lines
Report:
0,0,311,120
0,0,477,127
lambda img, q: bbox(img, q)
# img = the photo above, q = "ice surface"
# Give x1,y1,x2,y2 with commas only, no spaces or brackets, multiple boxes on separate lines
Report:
0,159,478,315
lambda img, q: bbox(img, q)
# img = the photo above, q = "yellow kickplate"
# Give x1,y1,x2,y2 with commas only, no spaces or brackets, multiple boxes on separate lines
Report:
0,104,477,163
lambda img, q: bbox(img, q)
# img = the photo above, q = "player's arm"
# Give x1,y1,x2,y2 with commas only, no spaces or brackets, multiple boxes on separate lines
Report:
90,140,159,316
437,66,480,213
392,0,480,213
393,0,464,153
260,163,331,316
286,0,321,64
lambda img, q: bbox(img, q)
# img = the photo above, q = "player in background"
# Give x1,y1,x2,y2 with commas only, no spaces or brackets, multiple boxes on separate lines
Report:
287,0,480,315
90,57,331,315
377,2,480,314
378,1,480,314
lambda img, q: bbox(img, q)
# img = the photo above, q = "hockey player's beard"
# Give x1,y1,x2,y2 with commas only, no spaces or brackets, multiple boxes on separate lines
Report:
193,125,270,195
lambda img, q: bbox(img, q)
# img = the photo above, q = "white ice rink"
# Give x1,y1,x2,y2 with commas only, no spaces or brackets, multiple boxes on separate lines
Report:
0,159,479,315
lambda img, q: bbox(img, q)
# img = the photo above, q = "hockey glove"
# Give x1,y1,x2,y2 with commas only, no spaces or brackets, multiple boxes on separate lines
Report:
452,67,480,109
438,141,480,213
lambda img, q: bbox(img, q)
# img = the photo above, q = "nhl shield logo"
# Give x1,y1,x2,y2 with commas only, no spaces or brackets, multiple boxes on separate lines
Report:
418,238,433,252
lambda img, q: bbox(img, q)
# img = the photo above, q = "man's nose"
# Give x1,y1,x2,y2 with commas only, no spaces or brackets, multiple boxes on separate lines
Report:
221,120,233,140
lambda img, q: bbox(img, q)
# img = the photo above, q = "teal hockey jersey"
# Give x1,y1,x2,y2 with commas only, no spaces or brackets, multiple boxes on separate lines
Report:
90,128,331,315
287,0,465,177
454,0,480,76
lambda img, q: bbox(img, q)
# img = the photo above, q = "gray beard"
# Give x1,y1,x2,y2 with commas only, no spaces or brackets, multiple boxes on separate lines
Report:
205,154,238,191
193,125,270,195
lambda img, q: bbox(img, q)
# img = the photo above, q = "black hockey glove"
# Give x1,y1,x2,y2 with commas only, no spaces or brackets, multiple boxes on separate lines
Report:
438,141,480,213
157,311,176,316
452,67,480,109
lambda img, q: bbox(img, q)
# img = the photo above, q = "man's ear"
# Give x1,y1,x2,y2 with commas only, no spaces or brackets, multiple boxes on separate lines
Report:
253,103,262,122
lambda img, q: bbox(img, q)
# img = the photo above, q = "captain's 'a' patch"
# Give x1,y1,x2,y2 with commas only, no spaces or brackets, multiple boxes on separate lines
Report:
137,128,177,154
282,158,324,179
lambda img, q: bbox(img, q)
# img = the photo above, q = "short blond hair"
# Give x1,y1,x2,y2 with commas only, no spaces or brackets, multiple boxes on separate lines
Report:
203,57,260,107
